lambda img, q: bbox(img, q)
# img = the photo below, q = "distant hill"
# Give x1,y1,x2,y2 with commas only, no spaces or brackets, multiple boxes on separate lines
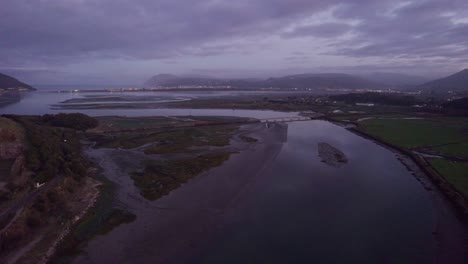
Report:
145,73,383,90
145,74,253,88
362,72,430,87
0,73,35,91
419,69,468,94
145,74,179,86
262,73,382,90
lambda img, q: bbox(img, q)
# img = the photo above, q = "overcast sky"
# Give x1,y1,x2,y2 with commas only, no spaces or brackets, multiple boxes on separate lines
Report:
1,0,468,85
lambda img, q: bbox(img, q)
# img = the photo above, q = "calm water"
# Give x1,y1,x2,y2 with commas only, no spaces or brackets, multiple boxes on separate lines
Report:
193,121,437,263
0,91,299,118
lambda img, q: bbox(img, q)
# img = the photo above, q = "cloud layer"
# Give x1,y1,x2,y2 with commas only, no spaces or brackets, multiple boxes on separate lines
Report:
1,0,467,83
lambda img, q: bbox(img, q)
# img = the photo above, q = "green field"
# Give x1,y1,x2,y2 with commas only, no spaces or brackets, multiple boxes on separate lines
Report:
359,118,468,149
429,142,468,159
357,117,468,198
429,159,468,197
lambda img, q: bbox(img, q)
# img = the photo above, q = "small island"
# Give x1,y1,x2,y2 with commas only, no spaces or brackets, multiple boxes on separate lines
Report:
317,142,348,167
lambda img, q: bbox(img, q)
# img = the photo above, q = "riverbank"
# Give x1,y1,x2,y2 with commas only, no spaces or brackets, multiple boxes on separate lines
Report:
350,127,468,213
324,115,468,213
344,126,467,262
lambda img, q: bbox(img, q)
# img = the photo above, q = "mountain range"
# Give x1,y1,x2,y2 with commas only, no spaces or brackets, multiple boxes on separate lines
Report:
362,72,431,87
145,73,381,90
145,74,253,88
418,69,468,94
146,69,468,94
0,73,35,91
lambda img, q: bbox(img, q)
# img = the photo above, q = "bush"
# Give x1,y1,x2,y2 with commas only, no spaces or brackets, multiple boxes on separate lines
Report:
42,113,98,130
7,115,90,183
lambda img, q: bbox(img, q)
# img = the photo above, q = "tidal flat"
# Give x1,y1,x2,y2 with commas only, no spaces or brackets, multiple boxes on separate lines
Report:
73,119,467,264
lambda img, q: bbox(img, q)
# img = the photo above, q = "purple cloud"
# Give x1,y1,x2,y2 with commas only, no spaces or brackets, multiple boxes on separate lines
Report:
0,0,467,83
282,23,352,38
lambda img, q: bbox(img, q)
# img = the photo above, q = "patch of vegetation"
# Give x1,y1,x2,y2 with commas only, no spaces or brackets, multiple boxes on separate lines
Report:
358,118,468,149
239,135,258,143
0,116,24,142
131,152,231,200
96,116,176,131
356,116,468,200
429,159,468,197
429,142,468,159
5,115,90,183
92,125,238,155
42,113,98,130
72,178,114,242
144,125,236,155
0,178,82,256
97,209,136,235
54,176,135,260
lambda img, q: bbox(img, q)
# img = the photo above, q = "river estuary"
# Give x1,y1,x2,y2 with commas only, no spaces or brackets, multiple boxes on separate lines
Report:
1,91,467,263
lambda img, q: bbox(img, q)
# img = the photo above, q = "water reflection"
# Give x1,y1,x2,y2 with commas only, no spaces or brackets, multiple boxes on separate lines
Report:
193,121,436,264
0,91,300,119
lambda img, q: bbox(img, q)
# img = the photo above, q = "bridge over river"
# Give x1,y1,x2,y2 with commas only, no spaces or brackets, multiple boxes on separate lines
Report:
259,116,312,123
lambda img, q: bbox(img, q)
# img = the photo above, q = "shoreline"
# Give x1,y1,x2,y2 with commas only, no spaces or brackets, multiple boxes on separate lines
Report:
341,123,468,262
322,116,468,217
346,126,468,217
324,118,467,262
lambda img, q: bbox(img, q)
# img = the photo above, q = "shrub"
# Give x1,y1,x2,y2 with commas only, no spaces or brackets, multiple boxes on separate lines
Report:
42,113,98,130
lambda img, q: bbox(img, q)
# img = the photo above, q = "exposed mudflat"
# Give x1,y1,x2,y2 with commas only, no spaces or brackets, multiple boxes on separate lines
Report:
73,122,288,264
317,142,348,167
